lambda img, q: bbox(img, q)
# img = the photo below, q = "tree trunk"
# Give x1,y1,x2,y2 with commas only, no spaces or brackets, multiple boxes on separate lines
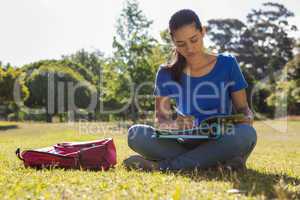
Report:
46,113,53,123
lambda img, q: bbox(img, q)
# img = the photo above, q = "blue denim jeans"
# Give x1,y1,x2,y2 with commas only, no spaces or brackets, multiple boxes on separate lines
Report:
127,124,257,171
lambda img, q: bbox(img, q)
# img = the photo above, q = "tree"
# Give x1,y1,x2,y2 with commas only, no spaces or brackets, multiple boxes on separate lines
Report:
267,54,300,115
0,66,29,120
23,59,96,85
62,49,106,81
0,66,29,104
206,2,298,116
206,19,247,53
109,0,157,122
207,2,297,81
25,61,96,122
296,38,300,54
159,29,173,61
62,49,108,119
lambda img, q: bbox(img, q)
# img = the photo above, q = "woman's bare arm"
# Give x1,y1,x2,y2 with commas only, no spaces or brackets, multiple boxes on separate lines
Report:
154,96,173,125
231,89,254,125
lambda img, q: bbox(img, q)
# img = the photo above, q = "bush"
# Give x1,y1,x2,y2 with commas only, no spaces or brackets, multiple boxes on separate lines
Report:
23,113,47,121
252,85,275,118
267,54,300,115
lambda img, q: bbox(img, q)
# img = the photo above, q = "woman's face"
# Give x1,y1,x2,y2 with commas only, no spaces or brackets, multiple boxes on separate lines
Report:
172,23,205,63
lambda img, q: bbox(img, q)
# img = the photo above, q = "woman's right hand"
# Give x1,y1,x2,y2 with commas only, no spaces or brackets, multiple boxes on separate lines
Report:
158,120,179,130
175,115,194,129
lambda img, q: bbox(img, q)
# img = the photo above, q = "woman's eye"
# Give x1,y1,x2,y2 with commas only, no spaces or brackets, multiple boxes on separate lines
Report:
191,38,198,43
177,43,185,47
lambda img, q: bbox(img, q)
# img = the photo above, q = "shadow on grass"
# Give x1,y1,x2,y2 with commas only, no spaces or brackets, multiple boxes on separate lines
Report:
0,125,18,131
171,168,300,199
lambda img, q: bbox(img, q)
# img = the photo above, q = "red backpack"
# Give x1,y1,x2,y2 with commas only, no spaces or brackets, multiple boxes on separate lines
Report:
16,138,117,171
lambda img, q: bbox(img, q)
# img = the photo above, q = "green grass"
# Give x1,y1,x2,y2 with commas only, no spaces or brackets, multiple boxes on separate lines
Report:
0,121,299,199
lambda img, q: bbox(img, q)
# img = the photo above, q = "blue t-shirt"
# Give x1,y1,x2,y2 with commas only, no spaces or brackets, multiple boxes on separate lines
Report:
153,53,248,126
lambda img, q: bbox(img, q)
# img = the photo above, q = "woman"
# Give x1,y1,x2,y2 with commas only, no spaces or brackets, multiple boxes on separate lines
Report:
123,9,257,171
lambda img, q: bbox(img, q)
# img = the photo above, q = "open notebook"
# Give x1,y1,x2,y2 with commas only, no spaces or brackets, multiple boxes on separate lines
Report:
152,114,246,143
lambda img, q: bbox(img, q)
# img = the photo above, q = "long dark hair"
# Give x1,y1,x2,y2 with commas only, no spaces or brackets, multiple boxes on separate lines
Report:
166,9,203,83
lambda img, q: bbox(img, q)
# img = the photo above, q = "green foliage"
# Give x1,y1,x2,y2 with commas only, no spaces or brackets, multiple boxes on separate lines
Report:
207,2,297,81
267,54,300,115
206,19,247,53
158,29,174,62
0,66,29,104
1,2,299,121
62,49,106,83
23,59,96,85
207,2,298,116
108,0,158,122
24,61,97,122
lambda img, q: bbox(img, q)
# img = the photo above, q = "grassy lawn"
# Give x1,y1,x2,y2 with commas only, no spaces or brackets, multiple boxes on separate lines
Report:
0,120,299,199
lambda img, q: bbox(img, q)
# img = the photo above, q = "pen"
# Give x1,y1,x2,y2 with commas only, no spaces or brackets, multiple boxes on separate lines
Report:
173,106,186,117
173,106,196,127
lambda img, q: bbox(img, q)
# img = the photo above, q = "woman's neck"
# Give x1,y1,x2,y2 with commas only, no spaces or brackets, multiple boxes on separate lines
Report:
185,52,217,75
186,52,209,68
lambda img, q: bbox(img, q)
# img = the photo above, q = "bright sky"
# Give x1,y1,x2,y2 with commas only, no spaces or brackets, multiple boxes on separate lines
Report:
0,0,299,66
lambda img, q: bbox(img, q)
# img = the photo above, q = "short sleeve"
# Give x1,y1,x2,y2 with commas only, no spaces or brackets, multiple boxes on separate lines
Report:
153,66,172,96
228,56,248,93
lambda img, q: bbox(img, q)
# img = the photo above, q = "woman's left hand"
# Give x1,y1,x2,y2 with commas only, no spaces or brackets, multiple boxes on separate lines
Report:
238,115,254,126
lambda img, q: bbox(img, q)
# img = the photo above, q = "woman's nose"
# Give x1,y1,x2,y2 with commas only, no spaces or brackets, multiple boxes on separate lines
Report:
186,43,193,52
